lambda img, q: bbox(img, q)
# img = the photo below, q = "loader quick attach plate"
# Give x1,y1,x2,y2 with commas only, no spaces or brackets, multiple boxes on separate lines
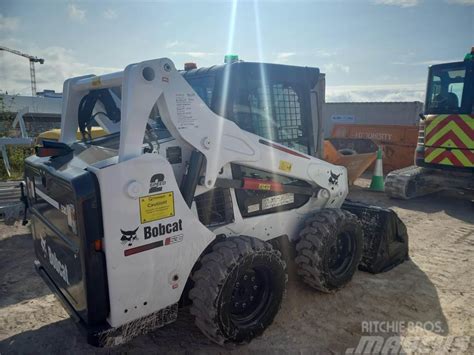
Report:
342,200,409,274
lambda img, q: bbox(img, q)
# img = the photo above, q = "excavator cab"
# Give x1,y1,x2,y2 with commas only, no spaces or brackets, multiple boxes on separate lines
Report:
425,60,473,115
417,53,474,170
385,48,474,199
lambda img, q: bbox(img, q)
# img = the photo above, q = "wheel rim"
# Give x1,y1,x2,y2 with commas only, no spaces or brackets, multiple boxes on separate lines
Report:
328,232,355,278
229,267,272,326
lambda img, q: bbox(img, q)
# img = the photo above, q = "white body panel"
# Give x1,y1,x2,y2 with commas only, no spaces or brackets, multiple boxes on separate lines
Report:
92,153,214,327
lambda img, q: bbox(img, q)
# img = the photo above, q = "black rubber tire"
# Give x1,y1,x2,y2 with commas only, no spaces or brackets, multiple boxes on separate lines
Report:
295,209,363,293
189,236,287,345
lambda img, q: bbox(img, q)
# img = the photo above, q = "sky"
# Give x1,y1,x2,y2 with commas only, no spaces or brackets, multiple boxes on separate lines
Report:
0,0,473,102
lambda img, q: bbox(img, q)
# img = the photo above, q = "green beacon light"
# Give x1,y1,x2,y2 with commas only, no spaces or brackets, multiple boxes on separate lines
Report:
224,54,239,64
464,47,474,61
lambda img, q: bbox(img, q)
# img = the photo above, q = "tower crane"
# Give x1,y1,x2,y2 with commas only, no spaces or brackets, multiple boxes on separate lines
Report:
0,46,45,96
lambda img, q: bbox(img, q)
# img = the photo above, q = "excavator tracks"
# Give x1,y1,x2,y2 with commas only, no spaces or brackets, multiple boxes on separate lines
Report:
386,165,474,200
385,166,434,200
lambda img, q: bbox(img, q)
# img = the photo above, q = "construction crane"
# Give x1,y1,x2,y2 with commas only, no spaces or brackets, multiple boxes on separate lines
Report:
0,45,45,96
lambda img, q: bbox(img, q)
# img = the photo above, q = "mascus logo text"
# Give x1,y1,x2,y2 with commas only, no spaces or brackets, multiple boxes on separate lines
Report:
144,219,183,239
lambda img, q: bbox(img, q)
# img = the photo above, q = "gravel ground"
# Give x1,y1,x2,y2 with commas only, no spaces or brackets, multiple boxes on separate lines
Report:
1,179,473,354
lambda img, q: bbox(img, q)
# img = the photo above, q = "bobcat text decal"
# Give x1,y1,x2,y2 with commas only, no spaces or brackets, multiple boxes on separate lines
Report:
40,236,70,285
123,219,184,257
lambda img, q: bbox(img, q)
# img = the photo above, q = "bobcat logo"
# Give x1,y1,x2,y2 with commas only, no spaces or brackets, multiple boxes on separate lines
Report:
149,173,165,193
329,171,342,186
120,227,139,246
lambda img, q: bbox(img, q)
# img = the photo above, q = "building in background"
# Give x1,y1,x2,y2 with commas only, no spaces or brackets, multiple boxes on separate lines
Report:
0,93,62,136
322,101,423,138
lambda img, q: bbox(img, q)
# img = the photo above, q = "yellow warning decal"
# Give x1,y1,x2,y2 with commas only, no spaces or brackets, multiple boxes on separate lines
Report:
258,183,271,190
139,192,175,224
279,160,292,172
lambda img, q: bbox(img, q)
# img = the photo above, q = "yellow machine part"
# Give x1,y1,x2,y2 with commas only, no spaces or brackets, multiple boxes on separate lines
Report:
36,127,108,145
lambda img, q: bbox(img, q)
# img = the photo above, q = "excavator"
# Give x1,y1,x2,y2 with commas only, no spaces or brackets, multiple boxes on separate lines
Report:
23,57,408,347
385,48,474,199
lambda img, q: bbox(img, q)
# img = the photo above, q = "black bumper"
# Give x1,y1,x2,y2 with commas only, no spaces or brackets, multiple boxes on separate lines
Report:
34,260,112,346
35,260,179,347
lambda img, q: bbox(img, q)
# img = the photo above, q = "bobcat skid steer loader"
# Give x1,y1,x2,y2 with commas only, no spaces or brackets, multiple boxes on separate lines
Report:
23,58,406,347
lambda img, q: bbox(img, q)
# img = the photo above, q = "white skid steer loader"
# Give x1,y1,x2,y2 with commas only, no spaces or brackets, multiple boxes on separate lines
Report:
23,58,408,347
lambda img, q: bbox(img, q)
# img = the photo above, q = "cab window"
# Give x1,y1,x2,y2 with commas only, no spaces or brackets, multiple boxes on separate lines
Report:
231,80,310,154
425,65,471,114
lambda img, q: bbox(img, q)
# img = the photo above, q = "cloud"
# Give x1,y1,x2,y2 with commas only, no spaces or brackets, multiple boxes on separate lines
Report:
373,0,420,7
68,4,86,22
326,83,425,102
171,51,216,58
315,49,336,58
275,52,296,64
0,14,19,31
322,63,350,74
445,0,474,4
0,45,121,95
165,40,181,49
103,9,117,20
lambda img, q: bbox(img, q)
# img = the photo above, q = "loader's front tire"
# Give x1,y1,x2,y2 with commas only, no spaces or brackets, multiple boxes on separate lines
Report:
295,209,363,293
189,236,287,345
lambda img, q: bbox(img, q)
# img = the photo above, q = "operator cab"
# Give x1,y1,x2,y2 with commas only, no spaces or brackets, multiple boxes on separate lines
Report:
182,61,321,155
425,58,474,115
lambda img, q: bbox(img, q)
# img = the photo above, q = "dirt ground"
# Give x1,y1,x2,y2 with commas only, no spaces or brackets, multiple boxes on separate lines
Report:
1,178,473,354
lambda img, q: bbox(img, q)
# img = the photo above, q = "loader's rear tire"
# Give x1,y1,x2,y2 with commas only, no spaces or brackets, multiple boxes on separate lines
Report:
189,236,287,345
295,209,363,292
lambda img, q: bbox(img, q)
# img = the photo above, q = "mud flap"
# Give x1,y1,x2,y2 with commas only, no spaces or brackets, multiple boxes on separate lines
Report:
342,200,409,274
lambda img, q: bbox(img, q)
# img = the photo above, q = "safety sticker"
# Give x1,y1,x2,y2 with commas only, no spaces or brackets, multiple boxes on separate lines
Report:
262,193,294,210
176,93,197,129
279,160,292,172
247,203,260,213
139,192,175,224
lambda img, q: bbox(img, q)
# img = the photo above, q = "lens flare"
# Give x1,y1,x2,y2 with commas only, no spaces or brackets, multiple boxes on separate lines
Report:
217,0,239,154
253,0,276,167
